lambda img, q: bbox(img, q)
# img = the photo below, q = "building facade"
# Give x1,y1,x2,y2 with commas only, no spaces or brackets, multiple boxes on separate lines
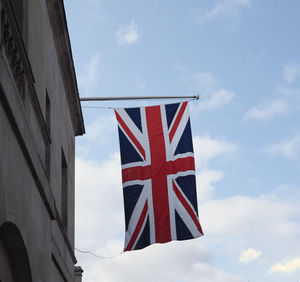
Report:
0,0,84,281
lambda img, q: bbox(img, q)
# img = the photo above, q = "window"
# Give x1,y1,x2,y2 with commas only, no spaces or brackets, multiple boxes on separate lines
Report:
9,0,23,31
45,93,51,179
61,150,68,228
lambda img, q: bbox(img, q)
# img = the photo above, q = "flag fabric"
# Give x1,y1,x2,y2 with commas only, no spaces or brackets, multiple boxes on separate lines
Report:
115,101,203,252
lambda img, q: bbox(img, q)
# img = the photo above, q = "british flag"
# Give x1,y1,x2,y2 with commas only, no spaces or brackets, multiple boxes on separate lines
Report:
115,101,203,252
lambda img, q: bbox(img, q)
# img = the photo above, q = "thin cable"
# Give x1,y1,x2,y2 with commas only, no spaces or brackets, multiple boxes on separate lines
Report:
81,106,114,109
75,247,123,259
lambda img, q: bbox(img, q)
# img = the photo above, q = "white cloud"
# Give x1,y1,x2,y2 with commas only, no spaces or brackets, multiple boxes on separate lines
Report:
275,85,300,97
284,63,300,84
270,257,300,273
193,135,238,204
202,0,250,21
78,53,101,97
263,134,300,160
193,135,239,169
74,133,244,282
75,102,299,282
197,169,223,202
81,0,104,20
247,46,268,61
75,133,300,282
198,89,235,111
200,194,300,253
75,156,300,282
75,154,123,251
240,248,262,263
193,72,235,112
244,63,300,123
115,19,141,45
65,0,105,22
195,72,216,90
173,61,188,72
85,113,116,143
75,155,250,282
192,137,300,253
88,250,247,282
244,100,288,121
245,63,299,124
135,78,146,90
83,241,247,282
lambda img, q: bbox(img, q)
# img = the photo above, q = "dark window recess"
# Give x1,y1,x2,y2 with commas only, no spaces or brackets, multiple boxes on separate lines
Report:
45,93,51,179
46,93,51,132
9,0,23,31
61,150,68,228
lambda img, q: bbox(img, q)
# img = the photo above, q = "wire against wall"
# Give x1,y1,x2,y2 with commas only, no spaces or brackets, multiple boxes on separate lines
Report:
75,247,123,259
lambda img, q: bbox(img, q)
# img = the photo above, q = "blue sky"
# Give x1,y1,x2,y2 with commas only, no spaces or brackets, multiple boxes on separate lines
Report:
64,0,300,281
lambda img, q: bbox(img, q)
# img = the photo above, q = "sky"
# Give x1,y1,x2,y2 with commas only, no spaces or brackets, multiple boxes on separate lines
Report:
64,0,300,281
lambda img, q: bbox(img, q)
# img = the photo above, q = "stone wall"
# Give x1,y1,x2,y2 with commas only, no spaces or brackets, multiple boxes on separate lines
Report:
0,0,84,281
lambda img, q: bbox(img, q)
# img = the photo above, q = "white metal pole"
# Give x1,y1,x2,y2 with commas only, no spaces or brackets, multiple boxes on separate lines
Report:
79,95,199,102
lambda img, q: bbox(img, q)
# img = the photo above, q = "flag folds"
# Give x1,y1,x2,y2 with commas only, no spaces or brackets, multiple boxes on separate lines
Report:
115,101,203,252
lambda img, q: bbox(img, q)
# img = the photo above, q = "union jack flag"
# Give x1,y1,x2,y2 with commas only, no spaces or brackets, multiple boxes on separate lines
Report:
115,101,203,252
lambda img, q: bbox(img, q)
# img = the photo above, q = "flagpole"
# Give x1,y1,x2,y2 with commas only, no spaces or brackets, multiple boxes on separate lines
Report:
79,95,199,102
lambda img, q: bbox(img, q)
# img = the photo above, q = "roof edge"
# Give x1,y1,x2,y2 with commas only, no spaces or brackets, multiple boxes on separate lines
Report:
46,0,85,136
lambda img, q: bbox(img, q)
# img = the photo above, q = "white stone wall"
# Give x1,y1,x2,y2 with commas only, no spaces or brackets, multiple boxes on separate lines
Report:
0,0,84,281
